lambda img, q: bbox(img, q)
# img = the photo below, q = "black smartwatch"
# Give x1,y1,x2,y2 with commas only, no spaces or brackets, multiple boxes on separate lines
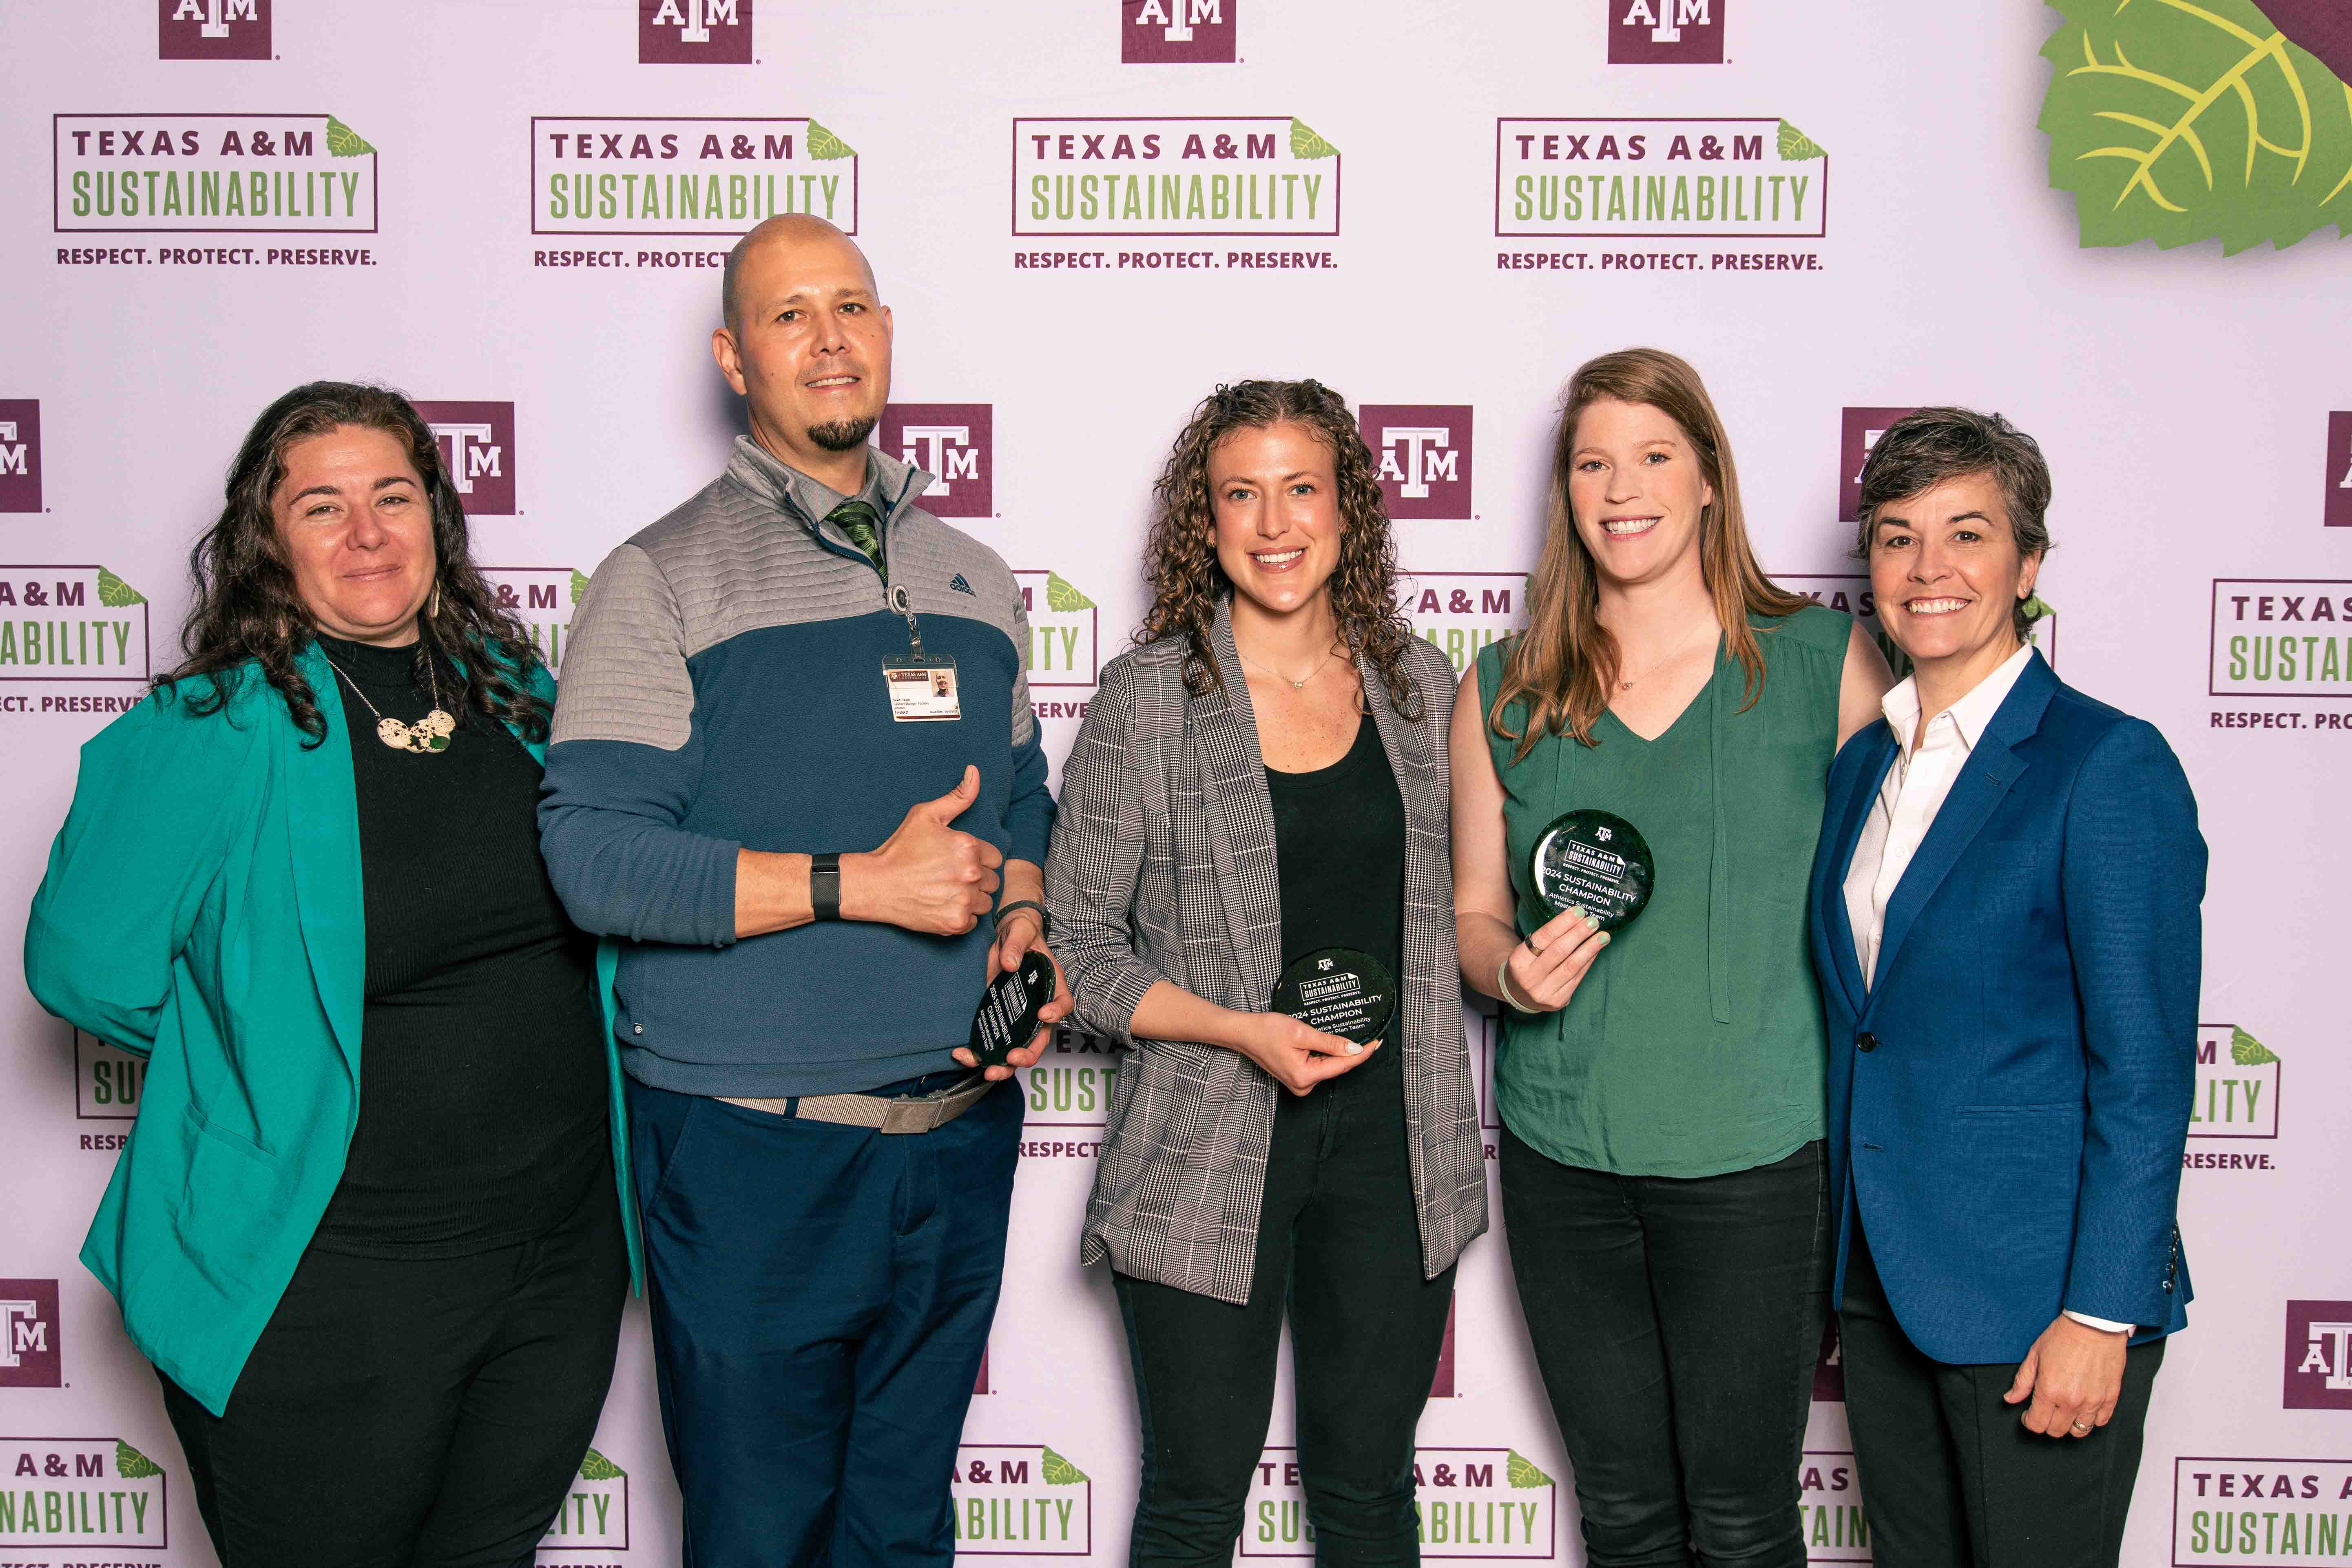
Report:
810,853,842,922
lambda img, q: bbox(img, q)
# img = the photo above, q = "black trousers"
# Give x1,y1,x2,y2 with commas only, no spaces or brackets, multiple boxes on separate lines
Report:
1838,1215,2164,1568
1114,1049,1456,1568
1499,1129,1830,1568
159,1168,629,1568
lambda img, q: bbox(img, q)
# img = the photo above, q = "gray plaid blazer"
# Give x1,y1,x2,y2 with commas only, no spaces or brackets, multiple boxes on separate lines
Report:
1046,598,1487,1304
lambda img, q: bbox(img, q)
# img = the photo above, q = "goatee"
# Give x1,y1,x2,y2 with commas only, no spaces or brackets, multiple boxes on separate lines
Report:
808,416,878,452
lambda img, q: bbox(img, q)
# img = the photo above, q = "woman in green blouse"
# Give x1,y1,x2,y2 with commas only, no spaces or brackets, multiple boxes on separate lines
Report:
1451,348,1889,1568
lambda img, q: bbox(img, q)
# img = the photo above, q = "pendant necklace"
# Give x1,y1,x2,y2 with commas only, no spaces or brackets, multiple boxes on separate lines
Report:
322,652,458,754
1615,625,1716,692
1239,644,1343,690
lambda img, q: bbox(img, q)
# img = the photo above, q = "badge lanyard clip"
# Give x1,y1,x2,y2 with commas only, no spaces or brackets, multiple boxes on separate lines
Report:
892,582,925,657
883,581,960,722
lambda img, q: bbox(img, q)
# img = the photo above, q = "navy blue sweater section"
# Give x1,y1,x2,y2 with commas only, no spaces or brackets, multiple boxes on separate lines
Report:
539,607,1052,1096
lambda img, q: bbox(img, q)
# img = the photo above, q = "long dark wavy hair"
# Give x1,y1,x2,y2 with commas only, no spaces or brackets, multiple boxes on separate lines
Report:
161,381,551,745
1133,379,1420,717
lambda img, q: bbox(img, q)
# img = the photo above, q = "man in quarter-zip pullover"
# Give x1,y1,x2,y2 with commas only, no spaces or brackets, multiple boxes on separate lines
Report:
540,215,1065,1567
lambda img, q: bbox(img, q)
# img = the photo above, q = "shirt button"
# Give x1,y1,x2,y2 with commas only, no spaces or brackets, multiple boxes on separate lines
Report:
1856,1032,1880,1053
633,1024,644,1036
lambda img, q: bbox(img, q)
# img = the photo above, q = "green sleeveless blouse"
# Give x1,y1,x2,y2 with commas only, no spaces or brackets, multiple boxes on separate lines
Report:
1476,605,1849,1177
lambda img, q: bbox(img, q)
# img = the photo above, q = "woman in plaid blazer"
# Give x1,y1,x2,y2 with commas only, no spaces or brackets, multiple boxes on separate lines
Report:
1045,380,1486,1568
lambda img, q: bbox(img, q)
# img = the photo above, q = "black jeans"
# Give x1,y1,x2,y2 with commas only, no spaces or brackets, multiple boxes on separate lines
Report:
1115,1047,1456,1568
1839,1214,2164,1568
159,1167,628,1568
1500,1129,1829,1568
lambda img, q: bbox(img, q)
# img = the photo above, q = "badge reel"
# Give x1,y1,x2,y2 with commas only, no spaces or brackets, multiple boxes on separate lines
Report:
969,950,1058,1070
1529,808,1655,933
881,582,960,723
1270,946,1398,1047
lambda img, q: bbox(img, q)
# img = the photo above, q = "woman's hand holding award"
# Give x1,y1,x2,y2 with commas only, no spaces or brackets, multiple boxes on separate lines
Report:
1529,809,1654,931
1271,947,1397,1048
1498,808,1652,1015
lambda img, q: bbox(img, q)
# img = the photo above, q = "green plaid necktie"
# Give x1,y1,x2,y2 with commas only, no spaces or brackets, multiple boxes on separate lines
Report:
826,497,886,581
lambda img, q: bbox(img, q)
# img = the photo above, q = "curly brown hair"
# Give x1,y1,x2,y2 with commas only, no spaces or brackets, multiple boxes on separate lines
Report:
1134,379,1420,717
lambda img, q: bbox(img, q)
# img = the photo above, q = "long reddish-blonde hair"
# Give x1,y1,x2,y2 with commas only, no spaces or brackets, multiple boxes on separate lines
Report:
1490,347,1808,757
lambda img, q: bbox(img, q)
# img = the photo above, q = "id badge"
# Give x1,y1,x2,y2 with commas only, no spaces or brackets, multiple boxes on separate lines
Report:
883,655,961,722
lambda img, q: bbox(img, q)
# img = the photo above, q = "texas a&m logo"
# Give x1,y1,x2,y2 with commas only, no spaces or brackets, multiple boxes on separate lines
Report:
414,401,516,516
1361,406,1472,520
2285,1302,2352,1410
1839,407,1917,523
0,401,40,513
159,0,271,60
640,0,752,64
0,1279,62,1388
1122,0,1235,64
2327,412,2352,529
1244,1447,1557,1557
1609,0,1722,64
881,405,992,519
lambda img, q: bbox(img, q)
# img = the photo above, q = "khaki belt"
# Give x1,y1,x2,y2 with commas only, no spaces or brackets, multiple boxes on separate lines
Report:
719,1071,994,1135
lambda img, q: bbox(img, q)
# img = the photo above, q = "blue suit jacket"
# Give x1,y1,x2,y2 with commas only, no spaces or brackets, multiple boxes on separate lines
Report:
1805,651,2203,1364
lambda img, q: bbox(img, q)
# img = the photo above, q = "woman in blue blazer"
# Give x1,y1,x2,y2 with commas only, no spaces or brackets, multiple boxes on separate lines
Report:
26,383,639,1568
1805,408,2202,1568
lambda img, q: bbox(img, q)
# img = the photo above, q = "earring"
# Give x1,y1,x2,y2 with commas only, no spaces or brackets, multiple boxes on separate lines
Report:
427,583,441,621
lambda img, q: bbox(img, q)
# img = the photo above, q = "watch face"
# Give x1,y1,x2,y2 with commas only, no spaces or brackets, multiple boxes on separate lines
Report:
1270,947,1398,1046
1530,809,1655,933
969,950,1056,1068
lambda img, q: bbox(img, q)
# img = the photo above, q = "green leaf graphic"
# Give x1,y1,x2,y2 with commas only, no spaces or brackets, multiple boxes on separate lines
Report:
1507,1450,1554,1489
578,1448,626,1481
2232,1025,2281,1065
2039,0,2352,252
115,1440,162,1479
1041,1446,1089,1486
325,115,376,158
1777,119,1828,161
806,119,857,161
1045,572,1095,612
97,566,147,607
571,568,591,605
1290,118,1341,160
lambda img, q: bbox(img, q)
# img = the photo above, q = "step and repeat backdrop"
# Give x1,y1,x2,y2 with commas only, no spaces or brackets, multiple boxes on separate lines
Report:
4,0,2350,1564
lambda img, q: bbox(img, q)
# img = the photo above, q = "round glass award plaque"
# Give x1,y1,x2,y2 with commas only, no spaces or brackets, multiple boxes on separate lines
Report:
1529,809,1655,933
969,949,1056,1068
1271,947,1398,1046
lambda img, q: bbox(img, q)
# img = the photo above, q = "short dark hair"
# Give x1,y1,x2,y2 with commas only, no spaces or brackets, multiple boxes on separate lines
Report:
1852,406,2052,642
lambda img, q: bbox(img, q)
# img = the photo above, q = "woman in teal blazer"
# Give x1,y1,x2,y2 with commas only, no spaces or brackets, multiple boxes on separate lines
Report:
27,382,639,1568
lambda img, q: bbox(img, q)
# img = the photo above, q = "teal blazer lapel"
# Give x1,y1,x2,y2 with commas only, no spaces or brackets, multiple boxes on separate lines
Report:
1867,655,2057,998
287,642,367,1073
1823,724,1897,1017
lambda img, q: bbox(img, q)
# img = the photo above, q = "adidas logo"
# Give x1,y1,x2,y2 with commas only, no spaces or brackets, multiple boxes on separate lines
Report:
948,573,976,596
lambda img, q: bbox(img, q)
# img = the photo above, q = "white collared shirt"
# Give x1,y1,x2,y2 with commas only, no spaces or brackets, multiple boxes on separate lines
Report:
1840,642,2130,1334
1842,641,2035,990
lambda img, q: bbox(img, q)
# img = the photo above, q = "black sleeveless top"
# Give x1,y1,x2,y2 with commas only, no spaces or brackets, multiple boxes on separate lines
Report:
1264,711,1407,1047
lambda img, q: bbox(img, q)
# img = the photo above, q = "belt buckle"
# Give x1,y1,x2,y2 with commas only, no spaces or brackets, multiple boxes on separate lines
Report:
880,1097,939,1136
